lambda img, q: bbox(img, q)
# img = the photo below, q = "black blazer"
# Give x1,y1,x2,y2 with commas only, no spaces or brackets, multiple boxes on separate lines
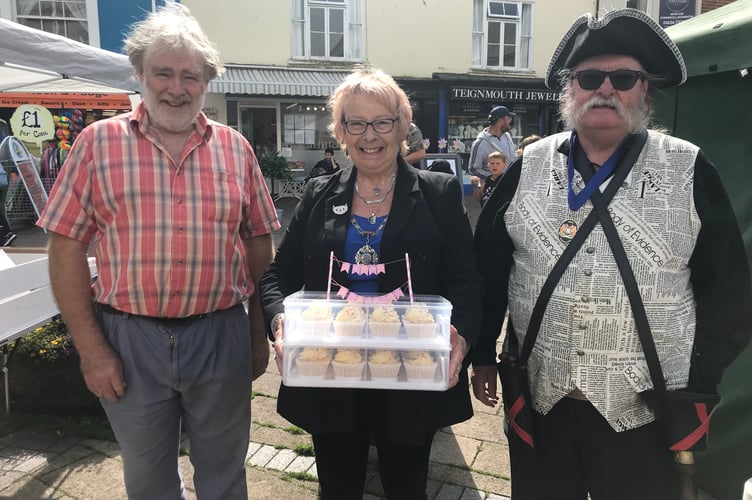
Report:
260,158,482,443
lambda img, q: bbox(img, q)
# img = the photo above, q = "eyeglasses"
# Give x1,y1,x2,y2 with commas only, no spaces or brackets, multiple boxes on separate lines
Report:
342,118,399,135
571,69,646,91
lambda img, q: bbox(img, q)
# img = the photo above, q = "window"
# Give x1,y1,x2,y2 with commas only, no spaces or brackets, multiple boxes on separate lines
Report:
15,0,89,43
291,0,364,62
281,102,333,148
472,1,533,71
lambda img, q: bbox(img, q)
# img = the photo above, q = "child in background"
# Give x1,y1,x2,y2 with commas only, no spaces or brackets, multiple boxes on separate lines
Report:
472,151,506,207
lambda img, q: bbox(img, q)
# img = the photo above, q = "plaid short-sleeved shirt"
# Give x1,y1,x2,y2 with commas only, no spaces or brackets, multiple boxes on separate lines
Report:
38,102,280,318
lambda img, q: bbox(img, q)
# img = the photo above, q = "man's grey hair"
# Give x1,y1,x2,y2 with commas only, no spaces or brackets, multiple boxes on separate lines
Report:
124,3,224,81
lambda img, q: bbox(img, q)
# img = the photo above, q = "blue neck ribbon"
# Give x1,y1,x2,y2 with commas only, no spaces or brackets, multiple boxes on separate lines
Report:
567,131,625,211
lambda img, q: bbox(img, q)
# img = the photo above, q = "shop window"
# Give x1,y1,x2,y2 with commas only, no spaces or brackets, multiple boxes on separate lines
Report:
281,103,335,149
15,0,90,44
472,0,532,71
291,0,364,62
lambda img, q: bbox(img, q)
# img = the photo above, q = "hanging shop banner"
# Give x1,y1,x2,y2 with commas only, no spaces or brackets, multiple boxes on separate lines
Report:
0,136,48,220
0,92,133,110
659,0,696,28
9,104,55,145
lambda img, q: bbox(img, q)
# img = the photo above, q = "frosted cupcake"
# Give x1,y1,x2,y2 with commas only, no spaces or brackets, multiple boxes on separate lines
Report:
367,349,402,380
402,304,437,339
402,350,438,381
299,302,333,336
368,306,401,338
294,347,332,378
331,348,366,379
333,305,366,337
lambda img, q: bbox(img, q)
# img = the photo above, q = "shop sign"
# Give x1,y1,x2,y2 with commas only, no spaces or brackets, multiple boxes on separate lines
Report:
9,104,55,144
2,137,48,219
0,92,133,110
451,86,560,103
202,106,219,120
659,0,695,28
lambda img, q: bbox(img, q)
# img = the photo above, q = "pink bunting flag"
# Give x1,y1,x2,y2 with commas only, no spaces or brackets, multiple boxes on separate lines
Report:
341,262,351,273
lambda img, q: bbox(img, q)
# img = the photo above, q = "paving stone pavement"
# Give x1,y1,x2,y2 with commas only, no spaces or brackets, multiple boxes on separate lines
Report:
1,194,513,499
0,353,511,500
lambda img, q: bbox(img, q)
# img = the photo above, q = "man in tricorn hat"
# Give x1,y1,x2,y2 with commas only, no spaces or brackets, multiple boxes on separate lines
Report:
471,9,751,499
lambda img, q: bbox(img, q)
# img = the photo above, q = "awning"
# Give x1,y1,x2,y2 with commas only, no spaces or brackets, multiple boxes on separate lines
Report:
208,65,351,97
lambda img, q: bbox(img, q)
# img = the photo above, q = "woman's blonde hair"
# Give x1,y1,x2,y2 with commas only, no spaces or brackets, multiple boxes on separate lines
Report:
328,68,412,154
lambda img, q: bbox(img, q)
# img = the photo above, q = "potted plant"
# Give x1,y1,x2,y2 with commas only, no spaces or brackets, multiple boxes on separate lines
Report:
258,151,292,198
3,316,101,413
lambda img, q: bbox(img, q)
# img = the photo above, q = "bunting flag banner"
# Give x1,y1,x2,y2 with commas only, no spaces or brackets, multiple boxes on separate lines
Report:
337,259,387,276
335,287,405,304
329,254,412,302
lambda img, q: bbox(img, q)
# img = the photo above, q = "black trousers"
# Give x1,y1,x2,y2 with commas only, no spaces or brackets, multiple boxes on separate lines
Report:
311,392,435,500
508,397,681,500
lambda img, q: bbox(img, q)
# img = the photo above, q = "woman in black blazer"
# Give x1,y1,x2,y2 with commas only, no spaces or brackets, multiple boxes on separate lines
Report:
260,68,481,500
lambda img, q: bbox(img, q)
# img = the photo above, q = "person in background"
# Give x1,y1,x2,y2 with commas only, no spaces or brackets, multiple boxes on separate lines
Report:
515,133,541,156
403,121,426,168
426,159,453,175
468,105,516,182
306,146,340,181
472,9,751,500
260,68,481,499
37,4,279,499
474,151,506,207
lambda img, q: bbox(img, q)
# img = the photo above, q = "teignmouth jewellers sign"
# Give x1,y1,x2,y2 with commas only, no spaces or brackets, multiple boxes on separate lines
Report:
451,86,560,103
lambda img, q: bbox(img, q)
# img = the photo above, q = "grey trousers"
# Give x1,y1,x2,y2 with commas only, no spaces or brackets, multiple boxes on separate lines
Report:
96,304,252,500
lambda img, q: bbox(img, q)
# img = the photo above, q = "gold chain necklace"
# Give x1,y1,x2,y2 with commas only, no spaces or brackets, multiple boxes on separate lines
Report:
350,214,388,265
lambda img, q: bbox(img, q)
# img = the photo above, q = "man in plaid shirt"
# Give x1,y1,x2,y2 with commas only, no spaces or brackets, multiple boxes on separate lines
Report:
37,5,278,499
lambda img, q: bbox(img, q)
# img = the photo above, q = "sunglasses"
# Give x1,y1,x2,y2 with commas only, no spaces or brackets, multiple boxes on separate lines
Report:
571,69,646,91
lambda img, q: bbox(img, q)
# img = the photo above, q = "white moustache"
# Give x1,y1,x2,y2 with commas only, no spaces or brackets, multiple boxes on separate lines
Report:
583,97,622,112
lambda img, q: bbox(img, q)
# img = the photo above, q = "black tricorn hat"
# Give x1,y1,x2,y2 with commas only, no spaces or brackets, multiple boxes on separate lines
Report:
545,9,686,89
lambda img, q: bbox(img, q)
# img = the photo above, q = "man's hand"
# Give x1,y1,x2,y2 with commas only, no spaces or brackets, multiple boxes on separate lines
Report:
471,365,499,407
447,325,469,389
78,342,126,402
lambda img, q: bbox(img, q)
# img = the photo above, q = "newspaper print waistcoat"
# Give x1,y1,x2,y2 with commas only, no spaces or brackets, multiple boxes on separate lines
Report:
505,130,701,431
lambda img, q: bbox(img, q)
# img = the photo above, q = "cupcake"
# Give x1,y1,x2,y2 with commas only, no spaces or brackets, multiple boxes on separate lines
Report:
368,306,401,338
367,349,402,380
333,305,366,337
331,348,366,379
401,304,437,339
294,347,332,378
402,350,438,381
299,302,333,335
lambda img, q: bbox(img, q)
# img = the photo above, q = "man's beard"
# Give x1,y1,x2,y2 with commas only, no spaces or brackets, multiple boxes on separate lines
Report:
143,87,204,133
559,87,650,134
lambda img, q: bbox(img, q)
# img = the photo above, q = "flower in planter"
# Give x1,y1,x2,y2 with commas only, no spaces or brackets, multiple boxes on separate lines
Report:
12,315,75,362
421,138,430,151
437,138,447,152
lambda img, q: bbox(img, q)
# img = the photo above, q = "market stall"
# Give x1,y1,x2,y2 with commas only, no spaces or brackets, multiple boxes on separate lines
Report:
0,18,139,228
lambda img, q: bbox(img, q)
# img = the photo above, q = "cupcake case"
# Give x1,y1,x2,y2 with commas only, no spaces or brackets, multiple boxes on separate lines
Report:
281,291,451,391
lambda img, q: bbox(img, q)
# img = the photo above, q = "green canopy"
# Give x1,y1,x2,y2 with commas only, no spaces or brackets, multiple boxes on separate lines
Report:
655,2,752,499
